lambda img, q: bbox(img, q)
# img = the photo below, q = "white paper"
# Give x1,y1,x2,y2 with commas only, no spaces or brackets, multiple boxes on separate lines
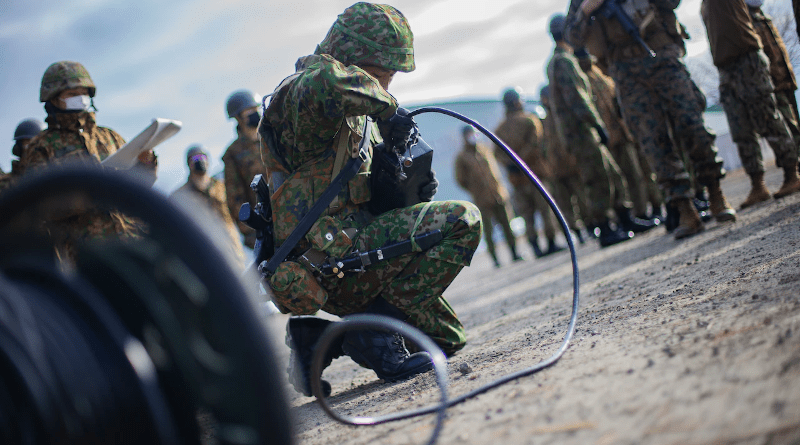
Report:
101,118,182,169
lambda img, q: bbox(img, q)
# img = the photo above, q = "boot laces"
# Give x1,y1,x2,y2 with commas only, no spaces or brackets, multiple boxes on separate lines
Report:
391,333,407,354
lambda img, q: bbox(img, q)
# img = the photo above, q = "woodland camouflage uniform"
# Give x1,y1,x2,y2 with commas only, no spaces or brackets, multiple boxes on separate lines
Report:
701,0,797,181
579,55,652,217
222,133,264,248
18,61,158,262
260,3,481,354
547,45,631,227
748,5,800,161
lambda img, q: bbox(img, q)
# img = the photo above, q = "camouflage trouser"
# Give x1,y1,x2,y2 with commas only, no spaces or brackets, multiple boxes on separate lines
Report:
774,89,800,166
610,53,725,202
633,142,663,209
566,129,631,226
512,180,558,242
719,51,797,177
608,141,649,216
476,200,516,260
318,201,482,354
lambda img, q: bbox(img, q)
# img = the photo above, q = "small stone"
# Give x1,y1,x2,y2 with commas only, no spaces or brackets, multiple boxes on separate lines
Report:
458,363,473,375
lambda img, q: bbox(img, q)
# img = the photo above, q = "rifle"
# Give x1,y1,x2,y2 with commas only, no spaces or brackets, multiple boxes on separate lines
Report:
240,174,275,266
596,0,656,58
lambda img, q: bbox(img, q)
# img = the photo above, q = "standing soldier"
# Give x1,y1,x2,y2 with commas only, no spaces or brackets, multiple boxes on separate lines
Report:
547,15,648,247
455,125,521,267
574,47,660,227
494,87,565,257
540,85,590,243
259,3,482,396
747,0,800,168
0,118,46,191
565,0,737,240
171,145,246,269
222,89,265,249
19,61,158,262
701,0,800,207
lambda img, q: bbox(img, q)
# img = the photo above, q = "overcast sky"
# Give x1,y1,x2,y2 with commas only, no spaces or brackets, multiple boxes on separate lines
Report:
0,0,774,193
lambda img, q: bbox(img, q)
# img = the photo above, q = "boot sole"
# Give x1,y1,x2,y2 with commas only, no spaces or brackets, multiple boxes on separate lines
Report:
674,224,705,240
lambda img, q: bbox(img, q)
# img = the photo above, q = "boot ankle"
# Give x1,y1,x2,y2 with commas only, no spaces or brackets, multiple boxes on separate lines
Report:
774,167,800,199
706,181,736,222
740,173,771,209
673,198,704,240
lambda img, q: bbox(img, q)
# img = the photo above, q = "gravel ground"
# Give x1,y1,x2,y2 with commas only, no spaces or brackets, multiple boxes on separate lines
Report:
277,165,800,445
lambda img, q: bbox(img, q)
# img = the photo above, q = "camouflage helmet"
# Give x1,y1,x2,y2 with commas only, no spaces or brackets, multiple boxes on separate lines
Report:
502,87,524,107
13,118,46,141
549,13,566,40
40,61,96,102
226,90,261,119
315,2,415,73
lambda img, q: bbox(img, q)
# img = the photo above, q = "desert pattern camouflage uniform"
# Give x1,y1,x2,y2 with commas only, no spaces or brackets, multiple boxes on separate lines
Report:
750,6,800,159
547,46,630,226
454,141,516,261
171,177,247,268
261,4,481,354
222,134,264,248
19,111,157,261
494,108,559,241
585,64,651,216
566,0,726,203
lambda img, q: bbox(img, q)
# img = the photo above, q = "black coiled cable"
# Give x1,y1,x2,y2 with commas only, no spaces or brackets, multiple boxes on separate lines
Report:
309,107,581,440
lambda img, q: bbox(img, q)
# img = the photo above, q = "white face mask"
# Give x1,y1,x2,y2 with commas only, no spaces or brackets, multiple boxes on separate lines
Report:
63,95,91,111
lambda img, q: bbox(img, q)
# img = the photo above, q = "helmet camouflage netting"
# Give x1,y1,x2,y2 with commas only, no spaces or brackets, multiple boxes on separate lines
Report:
315,2,415,73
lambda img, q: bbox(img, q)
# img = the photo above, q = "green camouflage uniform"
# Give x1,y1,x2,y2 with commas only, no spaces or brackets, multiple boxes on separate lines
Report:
261,3,481,354
19,111,158,261
547,46,631,227
454,140,516,262
583,62,651,216
494,106,560,243
222,132,264,248
565,0,726,203
701,0,797,177
171,176,246,268
749,6,800,163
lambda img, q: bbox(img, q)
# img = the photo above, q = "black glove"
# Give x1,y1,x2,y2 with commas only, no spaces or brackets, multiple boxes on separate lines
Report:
418,170,438,202
378,107,417,150
594,125,609,146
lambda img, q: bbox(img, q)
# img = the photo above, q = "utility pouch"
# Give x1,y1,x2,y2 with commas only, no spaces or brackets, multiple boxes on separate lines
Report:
306,215,354,258
269,261,328,315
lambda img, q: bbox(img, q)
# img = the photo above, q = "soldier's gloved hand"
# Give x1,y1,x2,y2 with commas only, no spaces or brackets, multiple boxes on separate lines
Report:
378,107,417,150
418,170,438,202
594,125,609,146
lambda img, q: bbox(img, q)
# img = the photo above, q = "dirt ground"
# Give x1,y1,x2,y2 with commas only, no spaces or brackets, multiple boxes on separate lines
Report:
277,165,800,445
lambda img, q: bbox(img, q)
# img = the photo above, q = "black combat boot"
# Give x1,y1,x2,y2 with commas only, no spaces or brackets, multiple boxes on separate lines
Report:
341,297,433,382
664,201,679,233
286,316,344,397
597,219,633,248
615,207,658,233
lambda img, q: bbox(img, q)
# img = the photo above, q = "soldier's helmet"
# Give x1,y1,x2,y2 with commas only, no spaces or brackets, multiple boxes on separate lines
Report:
315,2,415,73
40,61,96,103
226,90,261,119
502,87,524,107
13,118,46,141
549,13,566,39
539,85,551,100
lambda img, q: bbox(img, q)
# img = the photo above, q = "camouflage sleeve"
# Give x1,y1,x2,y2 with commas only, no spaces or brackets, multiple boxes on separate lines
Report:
288,55,398,155
553,56,605,130
18,133,52,172
564,0,593,48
